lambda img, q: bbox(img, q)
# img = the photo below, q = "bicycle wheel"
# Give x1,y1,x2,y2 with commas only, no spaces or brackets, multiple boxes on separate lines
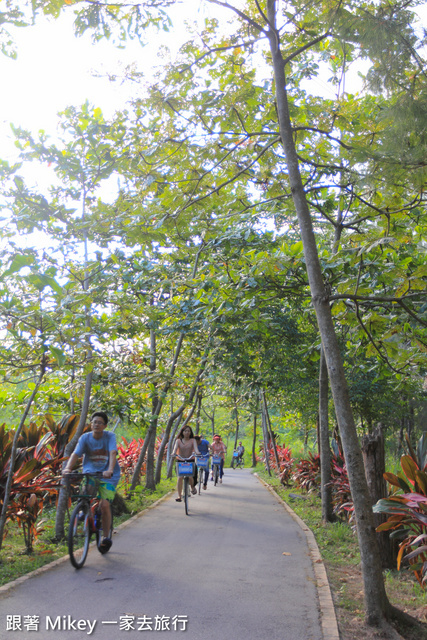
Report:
198,468,202,494
183,477,189,515
68,501,90,569
214,465,219,486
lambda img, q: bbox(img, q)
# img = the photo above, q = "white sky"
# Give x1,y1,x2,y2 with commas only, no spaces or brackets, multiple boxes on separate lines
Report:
0,2,212,163
1,0,426,160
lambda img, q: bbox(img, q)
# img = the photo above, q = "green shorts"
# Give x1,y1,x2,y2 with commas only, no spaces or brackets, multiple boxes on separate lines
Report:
87,477,116,502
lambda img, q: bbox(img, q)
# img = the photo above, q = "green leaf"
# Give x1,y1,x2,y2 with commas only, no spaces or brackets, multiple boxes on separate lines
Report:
49,346,67,367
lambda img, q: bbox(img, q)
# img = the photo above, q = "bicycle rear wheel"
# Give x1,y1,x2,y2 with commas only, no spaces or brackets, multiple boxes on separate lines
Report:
183,477,189,515
68,501,90,569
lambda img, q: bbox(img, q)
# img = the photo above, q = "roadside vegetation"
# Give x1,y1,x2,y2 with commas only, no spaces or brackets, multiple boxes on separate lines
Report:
1,1,426,636
259,469,426,640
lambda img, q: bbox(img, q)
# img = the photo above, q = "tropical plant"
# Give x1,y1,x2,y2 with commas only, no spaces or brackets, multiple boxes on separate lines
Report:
117,436,146,493
374,434,427,587
292,452,321,493
275,444,294,487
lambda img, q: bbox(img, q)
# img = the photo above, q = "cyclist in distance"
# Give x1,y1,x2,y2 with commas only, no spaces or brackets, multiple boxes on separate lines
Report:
194,434,212,490
63,411,120,553
172,424,200,502
236,441,245,464
211,434,226,483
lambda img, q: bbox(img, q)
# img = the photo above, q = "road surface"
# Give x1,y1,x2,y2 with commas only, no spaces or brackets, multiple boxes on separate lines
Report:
0,469,324,640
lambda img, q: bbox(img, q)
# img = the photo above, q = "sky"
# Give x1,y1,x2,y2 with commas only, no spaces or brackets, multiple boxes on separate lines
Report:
1,1,426,161
0,1,225,168
0,0,346,166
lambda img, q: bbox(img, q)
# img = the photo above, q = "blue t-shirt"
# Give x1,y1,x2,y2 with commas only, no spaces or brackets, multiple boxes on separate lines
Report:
74,431,121,486
198,439,210,456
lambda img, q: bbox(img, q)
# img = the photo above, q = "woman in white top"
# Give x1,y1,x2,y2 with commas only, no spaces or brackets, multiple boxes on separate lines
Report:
172,424,200,502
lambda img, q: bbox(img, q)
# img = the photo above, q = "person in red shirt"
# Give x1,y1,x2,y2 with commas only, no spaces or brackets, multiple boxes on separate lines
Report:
210,434,226,483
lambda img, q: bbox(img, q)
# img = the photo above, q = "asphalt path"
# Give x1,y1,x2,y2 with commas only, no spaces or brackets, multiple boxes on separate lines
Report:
0,469,323,640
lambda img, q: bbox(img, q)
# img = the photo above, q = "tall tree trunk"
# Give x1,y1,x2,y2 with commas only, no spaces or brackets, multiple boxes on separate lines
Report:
167,414,184,478
155,404,185,485
145,327,158,490
55,189,95,538
319,348,335,523
362,424,395,569
201,405,216,439
195,392,202,435
262,391,281,471
260,390,271,475
54,369,93,540
266,0,391,625
233,396,240,450
251,412,257,467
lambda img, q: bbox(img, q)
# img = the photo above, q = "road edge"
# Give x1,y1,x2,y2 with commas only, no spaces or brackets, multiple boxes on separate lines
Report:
255,473,340,640
0,491,173,595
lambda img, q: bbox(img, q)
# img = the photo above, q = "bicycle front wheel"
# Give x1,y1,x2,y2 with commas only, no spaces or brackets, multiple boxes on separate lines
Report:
214,465,219,486
68,501,91,569
183,477,189,515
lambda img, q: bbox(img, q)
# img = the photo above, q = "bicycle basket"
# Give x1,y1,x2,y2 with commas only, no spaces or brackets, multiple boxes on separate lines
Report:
177,461,194,476
233,451,239,457
196,457,209,469
212,455,222,465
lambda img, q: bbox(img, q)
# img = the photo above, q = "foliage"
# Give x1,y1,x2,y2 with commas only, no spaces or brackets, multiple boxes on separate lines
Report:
259,471,426,637
292,452,321,493
0,434,59,552
117,436,146,493
0,415,84,551
374,434,427,587
292,447,354,520
329,456,353,522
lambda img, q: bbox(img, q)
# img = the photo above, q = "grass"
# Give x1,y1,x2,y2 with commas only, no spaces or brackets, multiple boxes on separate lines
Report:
0,476,175,587
256,469,426,640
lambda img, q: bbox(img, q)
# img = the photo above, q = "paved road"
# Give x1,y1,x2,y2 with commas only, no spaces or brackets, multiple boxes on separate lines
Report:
0,470,323,640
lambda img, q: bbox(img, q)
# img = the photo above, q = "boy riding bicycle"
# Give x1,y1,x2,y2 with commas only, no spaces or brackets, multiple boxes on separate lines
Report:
63,411,120,553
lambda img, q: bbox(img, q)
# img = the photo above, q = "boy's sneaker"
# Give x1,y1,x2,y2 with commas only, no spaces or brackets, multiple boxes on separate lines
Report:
98,537,112,554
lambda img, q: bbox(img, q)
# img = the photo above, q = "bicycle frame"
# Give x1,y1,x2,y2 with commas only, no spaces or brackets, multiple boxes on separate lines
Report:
211,455,222,485
64,472,113,568
196,454,210,494
176,457,196,515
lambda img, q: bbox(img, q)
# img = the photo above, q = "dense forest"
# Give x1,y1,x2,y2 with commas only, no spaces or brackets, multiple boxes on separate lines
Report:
0,1,426,635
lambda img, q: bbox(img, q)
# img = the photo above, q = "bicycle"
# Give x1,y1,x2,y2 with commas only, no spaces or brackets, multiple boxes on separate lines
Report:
196,454,210,494
211,455,222,485
64,472,114,569
175,457,196,515
231,450,244,469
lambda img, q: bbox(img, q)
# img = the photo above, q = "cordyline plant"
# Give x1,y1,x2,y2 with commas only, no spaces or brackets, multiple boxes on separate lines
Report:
117,435,164,494
0,430,59,552
117,436,146,493
0,415,81,551
330,456,353,522
267,443,293,486
374,434,427,587
292,452,321,493
292,448,354,520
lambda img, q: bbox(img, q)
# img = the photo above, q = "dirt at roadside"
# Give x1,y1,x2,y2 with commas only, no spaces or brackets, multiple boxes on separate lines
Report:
327,564,427,640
